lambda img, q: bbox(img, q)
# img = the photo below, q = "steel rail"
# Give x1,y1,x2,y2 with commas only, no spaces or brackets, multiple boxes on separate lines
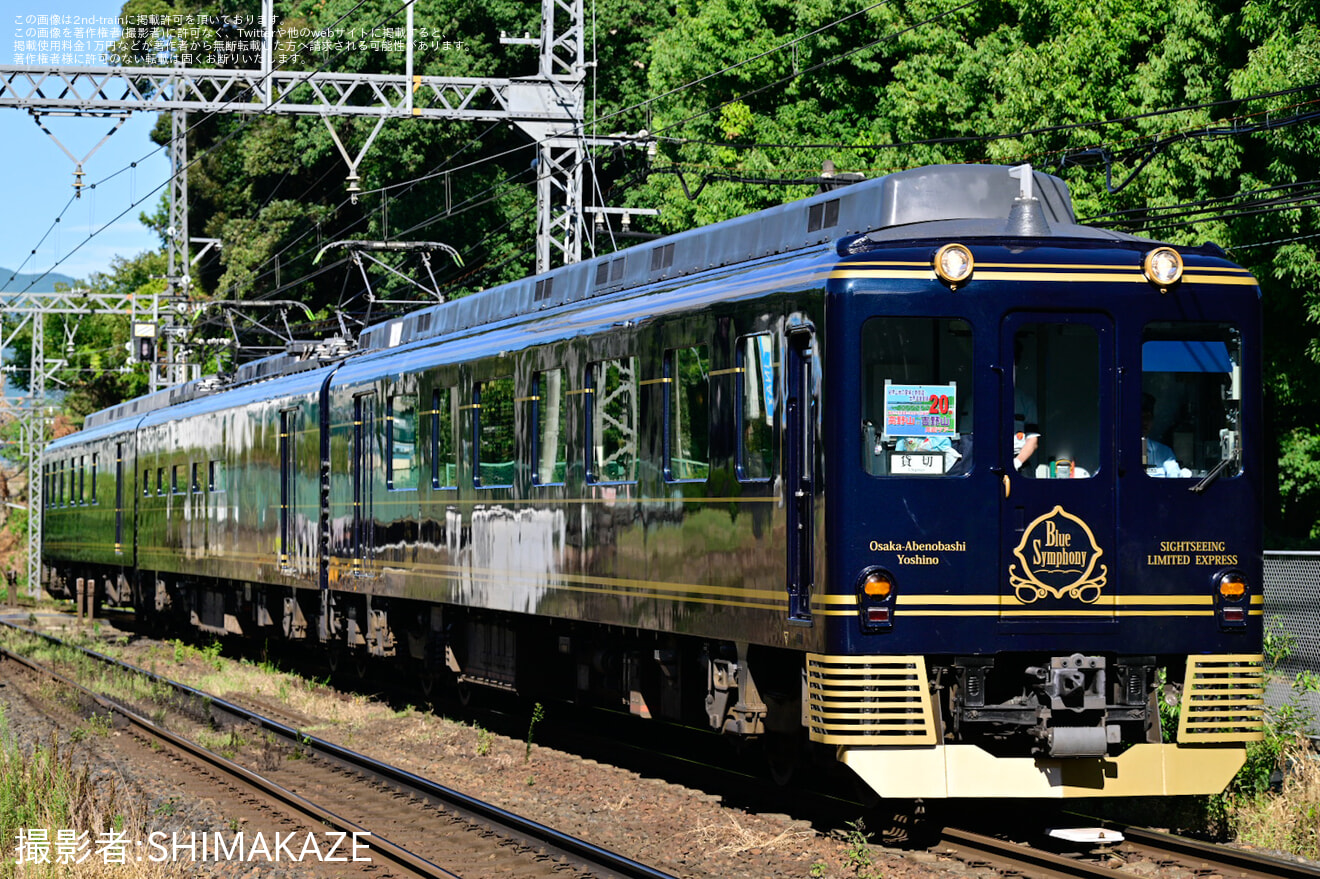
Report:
0,619,678,879
1119,825,1320,879
0,641,454,879
938,827,1130,879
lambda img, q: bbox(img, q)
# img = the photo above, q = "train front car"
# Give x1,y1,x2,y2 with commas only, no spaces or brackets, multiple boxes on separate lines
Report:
820,165,1264,798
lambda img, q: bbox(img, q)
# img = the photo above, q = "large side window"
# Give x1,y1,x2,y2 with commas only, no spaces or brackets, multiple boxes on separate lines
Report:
860,317,974,476
91,453,99,504
666,346,710,481
476,376,515,488
353,393,378,562
431,386,458,489
588,357,637,483
114,443,124,551
388,394,417,491
280,409,297,564
533,369,567,485
1141,322,1241,479
738,334,776,481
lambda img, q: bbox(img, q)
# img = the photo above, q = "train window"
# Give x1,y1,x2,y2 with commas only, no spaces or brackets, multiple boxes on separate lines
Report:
115,444,124,552
431,387,458,489
476,376,515,488
860,318,974,476
210,460,225,492
91,453,98,504
143,469,150,497
191,462,201,494
1011,324,1099,478
172,465,184,495
388,394,417,491
157,468,165,496
666,346,710,481
58,461,65,506
588,357,638,484
738,334,776,481
533,369,567,485
77,456,85,504
1141,322,1241,479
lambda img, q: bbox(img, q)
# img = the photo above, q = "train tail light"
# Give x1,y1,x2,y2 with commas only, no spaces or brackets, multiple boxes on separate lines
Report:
1215,570,1249,629
858,568,896,632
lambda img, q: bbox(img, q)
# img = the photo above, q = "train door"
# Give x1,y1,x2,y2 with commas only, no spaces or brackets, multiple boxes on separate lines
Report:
114,442,125,555
280,408,297,572
352,392,378,576
785,327,816,621
1000,316,1116,623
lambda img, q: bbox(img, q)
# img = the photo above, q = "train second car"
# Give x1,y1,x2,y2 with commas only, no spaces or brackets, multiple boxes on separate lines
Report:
42,164,1265,800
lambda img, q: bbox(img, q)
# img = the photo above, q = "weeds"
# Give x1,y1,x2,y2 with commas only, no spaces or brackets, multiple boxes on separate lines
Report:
1217,617,1320,855
474,725,493,757
839,820,878,879
0,707,136,870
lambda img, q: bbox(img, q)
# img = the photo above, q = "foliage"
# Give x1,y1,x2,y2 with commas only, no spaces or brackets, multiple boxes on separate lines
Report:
1230,620,1320,798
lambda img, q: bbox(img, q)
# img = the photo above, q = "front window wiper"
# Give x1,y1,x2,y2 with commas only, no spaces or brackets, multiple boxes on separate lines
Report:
1190,451,1236,495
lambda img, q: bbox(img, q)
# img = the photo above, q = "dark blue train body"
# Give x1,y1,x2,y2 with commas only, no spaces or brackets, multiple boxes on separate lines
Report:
42,164,1265,798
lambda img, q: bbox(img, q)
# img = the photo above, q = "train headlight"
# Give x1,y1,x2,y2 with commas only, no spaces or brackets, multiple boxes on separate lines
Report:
1214,569,1249,629
934,243,974,288
1143,247,1184,290
857,568,896,632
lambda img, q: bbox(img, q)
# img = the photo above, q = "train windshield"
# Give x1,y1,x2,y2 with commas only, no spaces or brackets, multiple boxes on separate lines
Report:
860,317,974,476
1141,322,1241,479
1011,323,1101,478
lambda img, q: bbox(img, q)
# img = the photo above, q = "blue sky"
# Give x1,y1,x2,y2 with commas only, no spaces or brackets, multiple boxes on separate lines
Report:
2,0,170,288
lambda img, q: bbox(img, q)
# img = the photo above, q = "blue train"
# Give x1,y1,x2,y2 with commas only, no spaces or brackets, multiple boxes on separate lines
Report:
42,164,1265,799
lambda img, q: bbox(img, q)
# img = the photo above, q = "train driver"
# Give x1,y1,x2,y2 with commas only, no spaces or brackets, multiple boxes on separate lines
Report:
1142,393,1186,477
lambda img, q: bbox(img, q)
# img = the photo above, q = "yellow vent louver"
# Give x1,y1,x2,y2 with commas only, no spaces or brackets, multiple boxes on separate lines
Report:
1177,654,1266,744
806,654,937,746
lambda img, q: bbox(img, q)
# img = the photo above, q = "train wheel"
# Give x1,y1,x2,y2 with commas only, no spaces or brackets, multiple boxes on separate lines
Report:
456,679,473,707
418,666,438,699
763,730,801,787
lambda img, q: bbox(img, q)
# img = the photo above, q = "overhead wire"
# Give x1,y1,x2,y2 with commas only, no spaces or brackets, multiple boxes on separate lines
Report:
5,0,388,294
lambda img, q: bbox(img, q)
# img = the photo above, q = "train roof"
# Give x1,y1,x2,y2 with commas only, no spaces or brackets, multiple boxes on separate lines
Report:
73,163,1159,436
354,164,1152,354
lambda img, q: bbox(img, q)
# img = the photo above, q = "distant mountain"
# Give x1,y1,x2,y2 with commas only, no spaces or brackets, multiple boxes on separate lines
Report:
0,267,79,293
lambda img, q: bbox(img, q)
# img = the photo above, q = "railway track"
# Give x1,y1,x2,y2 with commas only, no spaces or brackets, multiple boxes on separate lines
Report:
0,619,677,879
6,617,1320,879
936,822,1320,879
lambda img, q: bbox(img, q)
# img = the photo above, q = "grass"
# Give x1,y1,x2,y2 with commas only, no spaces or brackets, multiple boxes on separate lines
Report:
1215,620,1320,857
1228,737,1320,859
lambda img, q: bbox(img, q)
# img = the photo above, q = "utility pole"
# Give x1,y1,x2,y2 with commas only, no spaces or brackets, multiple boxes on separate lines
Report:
0,288,153,595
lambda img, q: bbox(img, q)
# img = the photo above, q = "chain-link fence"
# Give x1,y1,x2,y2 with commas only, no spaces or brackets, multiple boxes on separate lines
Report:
1264,551,1320,731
